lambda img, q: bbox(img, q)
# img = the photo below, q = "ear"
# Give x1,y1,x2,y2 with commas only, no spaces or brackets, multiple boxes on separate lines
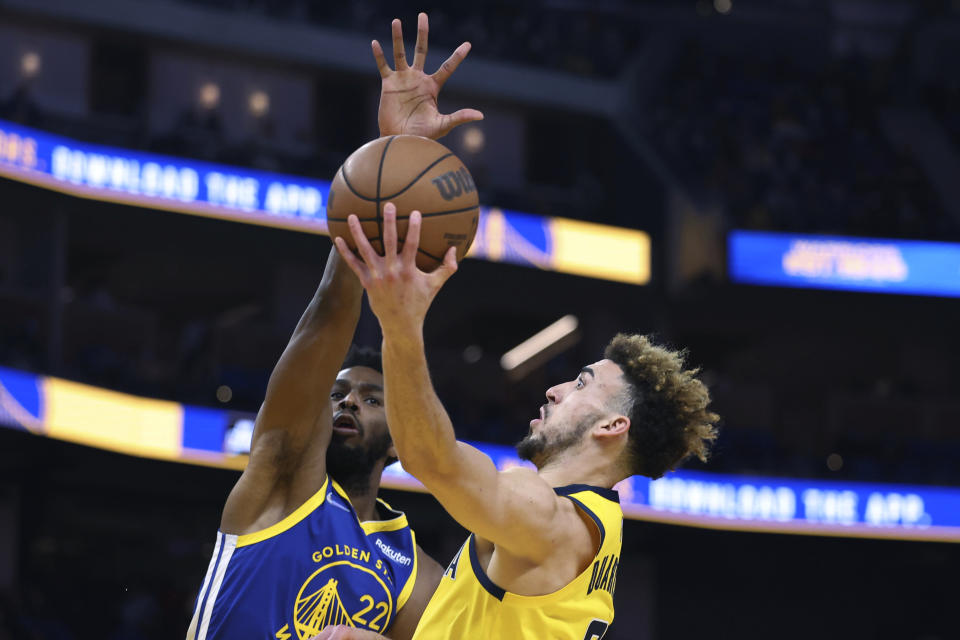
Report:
595,415,630,440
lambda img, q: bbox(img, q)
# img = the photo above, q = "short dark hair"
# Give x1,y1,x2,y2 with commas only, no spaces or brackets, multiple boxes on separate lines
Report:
604,333,719,479
342,345,382,373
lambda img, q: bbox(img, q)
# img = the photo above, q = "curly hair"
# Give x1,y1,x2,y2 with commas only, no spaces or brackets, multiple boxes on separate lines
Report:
604,333,719,479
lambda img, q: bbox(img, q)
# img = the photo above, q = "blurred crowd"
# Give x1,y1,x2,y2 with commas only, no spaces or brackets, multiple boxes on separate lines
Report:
171,0,642,77
651,45,956,240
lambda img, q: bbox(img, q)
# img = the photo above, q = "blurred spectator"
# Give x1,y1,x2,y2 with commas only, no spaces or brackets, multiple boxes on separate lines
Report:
168,0,643,78
0,82,42,127
651,46,955,240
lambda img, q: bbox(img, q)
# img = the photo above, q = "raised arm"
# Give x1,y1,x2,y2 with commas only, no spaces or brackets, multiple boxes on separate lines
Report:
220,12,482,535
335,206,567,562
220,248,362,534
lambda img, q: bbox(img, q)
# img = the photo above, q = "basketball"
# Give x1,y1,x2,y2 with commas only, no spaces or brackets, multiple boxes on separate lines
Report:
327,135,480,271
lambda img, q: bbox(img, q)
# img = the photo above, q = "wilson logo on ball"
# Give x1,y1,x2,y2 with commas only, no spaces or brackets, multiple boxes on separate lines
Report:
431,167,476,201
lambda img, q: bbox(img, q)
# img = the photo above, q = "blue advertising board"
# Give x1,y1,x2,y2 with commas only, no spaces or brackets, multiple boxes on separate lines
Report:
0,118,330,232
0,119,650,284
729,230,960,297
2,364,958,542
387,443,960,542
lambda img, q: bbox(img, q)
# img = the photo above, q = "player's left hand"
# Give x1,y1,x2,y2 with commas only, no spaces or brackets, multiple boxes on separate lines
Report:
374,12,484,139
333,203,457,335
308,624,388,640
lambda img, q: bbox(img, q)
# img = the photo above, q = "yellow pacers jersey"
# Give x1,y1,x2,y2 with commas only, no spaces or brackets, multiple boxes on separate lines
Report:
413,484,622,640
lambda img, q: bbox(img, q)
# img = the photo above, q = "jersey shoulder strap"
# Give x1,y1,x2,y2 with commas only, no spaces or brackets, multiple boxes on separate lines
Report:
553,484,623,550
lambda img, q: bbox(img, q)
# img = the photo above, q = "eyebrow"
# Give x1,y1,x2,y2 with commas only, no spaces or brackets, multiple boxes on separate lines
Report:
580,367,595,379
332,380,384,393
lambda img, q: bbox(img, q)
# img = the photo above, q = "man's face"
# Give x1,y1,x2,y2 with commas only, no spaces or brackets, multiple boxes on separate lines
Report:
517,359,627,468
327,367,393,481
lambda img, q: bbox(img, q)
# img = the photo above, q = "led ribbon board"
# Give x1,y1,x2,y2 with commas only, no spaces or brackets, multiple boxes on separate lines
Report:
2,365,957,542
0,119,649,284
729,230,960,297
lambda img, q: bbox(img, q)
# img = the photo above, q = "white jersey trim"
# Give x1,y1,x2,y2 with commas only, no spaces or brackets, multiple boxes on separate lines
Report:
186,532,222,640
189,531,238,640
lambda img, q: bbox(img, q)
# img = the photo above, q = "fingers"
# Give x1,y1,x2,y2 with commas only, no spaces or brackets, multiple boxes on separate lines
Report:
306,625,365,640
347,214,381,267
382,202,398,266
401,210,422,266
371,40,391,78
433,42,471,88
391,18,408,71
431,246,459,286
437,108,485,138
333,236,371,286
306,626,334,640
412,12,429,71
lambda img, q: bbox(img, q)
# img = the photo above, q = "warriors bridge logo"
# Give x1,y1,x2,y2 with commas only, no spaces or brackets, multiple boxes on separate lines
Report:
275,547,396,639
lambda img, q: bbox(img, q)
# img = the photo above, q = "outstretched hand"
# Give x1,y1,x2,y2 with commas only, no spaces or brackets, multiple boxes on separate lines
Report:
373,12,483,139
333,203,457,336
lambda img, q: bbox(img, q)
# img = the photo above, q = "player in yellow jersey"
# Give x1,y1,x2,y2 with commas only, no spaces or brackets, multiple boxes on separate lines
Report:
315,209,720,640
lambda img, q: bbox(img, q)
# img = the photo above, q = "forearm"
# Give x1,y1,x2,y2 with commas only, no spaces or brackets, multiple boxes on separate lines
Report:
381,329,459,476
293,248,363,338
254,249,362,447
223,249,362,530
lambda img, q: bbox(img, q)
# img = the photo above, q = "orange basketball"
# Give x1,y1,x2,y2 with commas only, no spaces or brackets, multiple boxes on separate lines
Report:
326,135,479,271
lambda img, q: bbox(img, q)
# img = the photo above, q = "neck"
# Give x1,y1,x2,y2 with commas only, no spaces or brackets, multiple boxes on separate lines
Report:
338,459,387,522
535,447,622,490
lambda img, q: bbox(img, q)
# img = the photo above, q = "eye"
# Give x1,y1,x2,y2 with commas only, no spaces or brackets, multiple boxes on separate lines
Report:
330,391,345,400
576,377,585,389
365,397,382,406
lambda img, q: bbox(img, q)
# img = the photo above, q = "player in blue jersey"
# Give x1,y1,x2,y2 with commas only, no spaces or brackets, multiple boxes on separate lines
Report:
186,14,483,640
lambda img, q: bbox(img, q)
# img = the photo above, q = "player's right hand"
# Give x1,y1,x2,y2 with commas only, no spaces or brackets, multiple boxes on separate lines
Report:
373,12,484,140
334,204,458,337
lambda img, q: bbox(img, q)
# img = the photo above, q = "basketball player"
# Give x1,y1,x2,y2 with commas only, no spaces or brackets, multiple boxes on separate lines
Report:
322,207,720,639
186,14,482,640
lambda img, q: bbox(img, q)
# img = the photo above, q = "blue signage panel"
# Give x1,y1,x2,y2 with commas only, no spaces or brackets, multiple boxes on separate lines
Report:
0,118,651,283
385,442,960,542
0,118,330,232
616,469,960,541
729,230,960,297
3,361,958,542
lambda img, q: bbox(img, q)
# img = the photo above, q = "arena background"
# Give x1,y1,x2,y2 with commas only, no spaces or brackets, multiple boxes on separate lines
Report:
1,0,959,638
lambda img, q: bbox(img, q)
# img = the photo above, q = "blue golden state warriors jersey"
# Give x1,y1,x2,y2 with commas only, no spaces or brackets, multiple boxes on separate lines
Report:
186,476,418,640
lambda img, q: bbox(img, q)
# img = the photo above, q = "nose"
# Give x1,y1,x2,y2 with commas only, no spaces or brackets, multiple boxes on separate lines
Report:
545,384,562,404
338,392,360,411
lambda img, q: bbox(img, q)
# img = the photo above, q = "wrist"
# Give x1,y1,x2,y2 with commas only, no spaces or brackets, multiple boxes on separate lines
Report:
381,323,425,349
378,119,404,138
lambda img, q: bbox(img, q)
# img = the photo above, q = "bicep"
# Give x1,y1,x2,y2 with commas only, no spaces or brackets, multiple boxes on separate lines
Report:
251,248,362,474
221,408,330,534
219,301,350,534
252,330,344,457
417,443,561,560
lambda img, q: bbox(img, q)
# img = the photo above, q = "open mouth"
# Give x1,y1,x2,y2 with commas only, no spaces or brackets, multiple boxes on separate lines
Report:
332,412,361,435
530,405,546,428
